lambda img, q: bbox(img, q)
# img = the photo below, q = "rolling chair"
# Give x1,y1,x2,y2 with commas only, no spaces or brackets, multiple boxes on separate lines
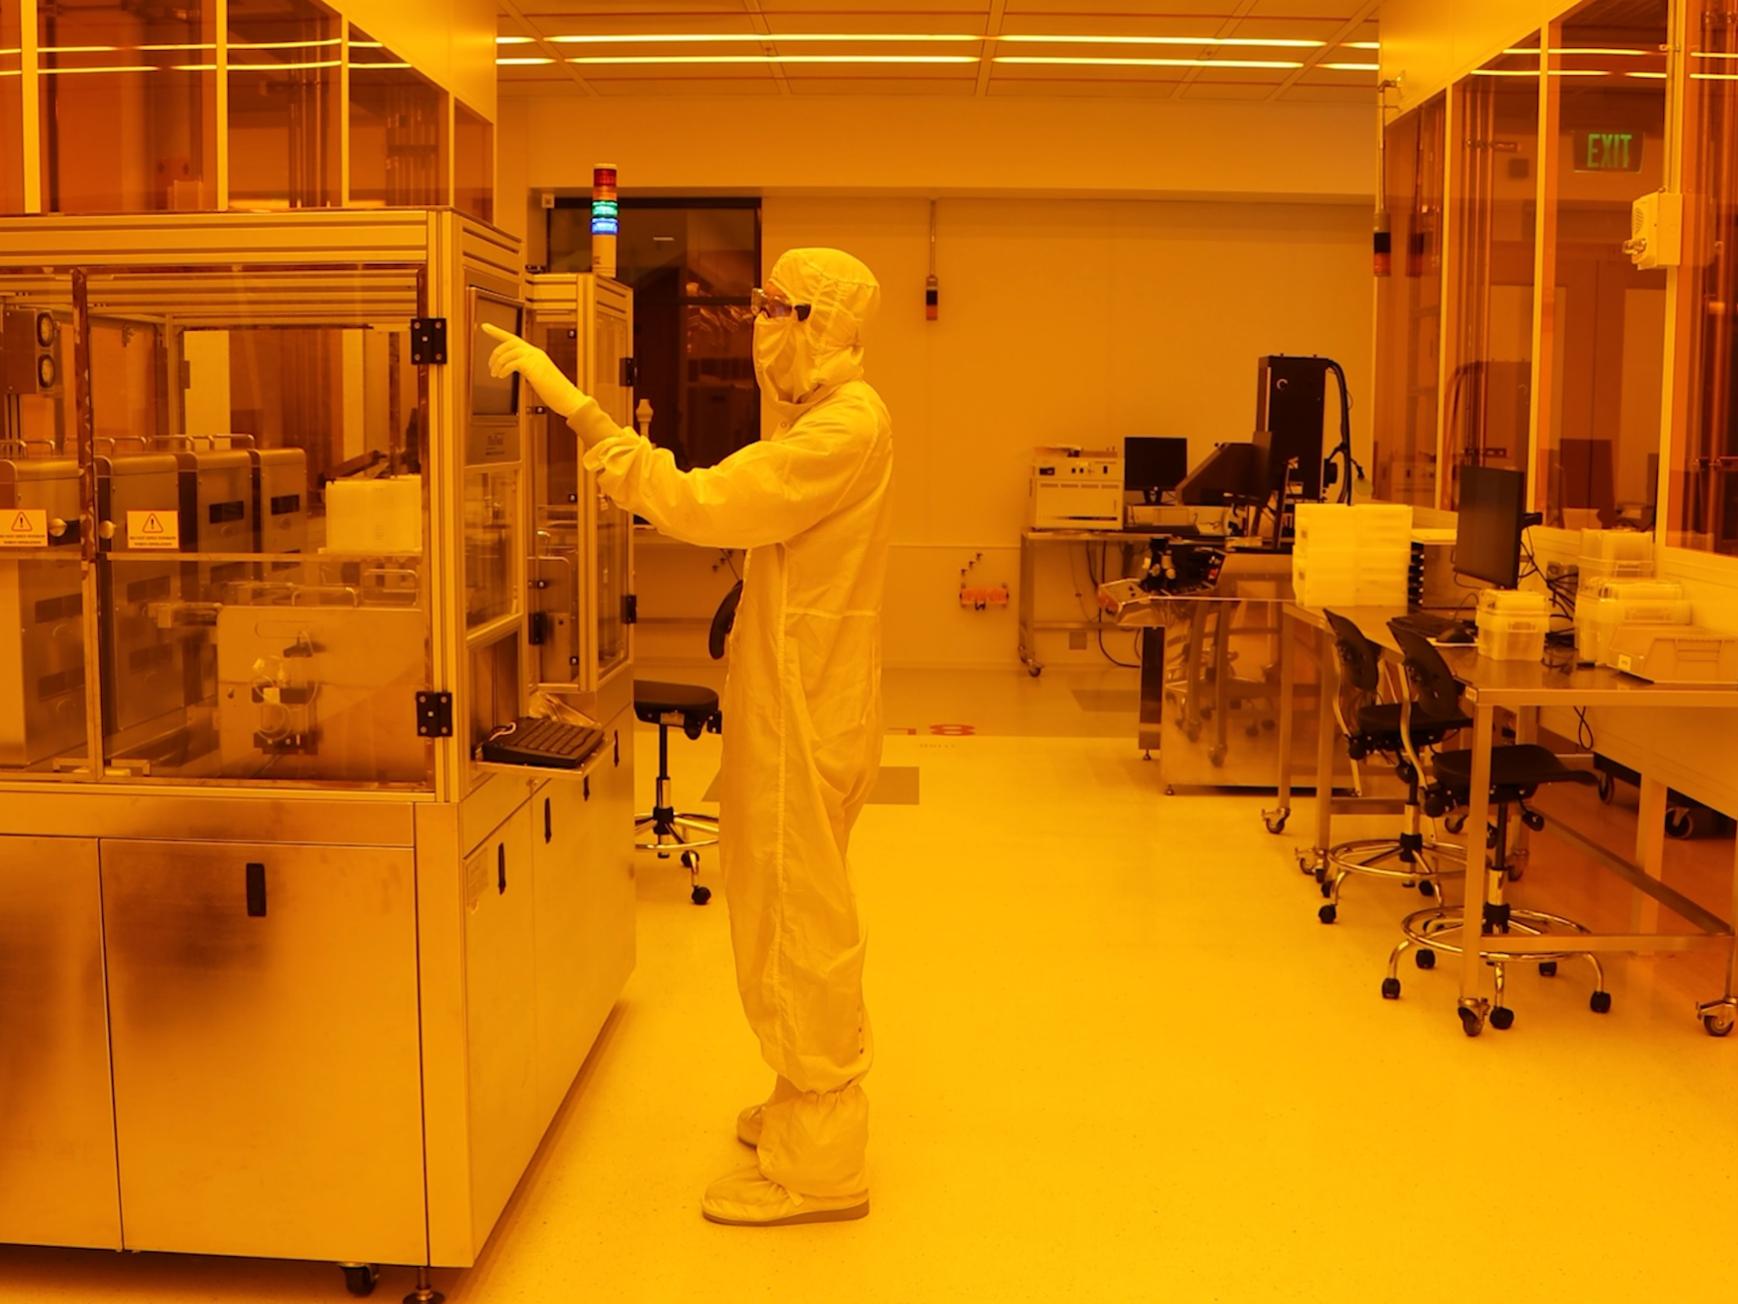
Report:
1314,611,1468,924
1383,624,1609,1035
633,581,743,905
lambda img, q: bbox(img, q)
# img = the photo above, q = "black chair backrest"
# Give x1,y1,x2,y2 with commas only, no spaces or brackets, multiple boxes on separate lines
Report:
709,580,744,661
1388,621,1466,719
1323,610,1381,696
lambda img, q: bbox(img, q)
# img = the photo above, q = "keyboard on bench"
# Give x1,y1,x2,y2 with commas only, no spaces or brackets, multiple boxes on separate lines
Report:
480,716,604,769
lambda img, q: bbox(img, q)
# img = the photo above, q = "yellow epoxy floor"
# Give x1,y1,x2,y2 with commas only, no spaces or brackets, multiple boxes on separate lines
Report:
2,664,1735,1302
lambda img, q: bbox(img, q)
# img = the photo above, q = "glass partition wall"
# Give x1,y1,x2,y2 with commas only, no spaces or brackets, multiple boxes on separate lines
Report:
1445,36,1542,509
1373,95,1447,506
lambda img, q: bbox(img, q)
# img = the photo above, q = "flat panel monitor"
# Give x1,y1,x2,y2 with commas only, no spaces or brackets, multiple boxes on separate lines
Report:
1123,436,1190,500
471,293,523,418
1455,464,1527,589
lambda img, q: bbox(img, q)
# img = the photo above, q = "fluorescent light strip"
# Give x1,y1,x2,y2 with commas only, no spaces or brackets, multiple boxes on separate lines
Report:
549,32,982,44
1691,71,1738,79
1322,62,1378,71
499,31,1338,50
1504,45,1647,56
1692,50,1738,58
1628,71,1669,78
996,56,1303,69
39,64,167,74
565,54,979,64
997,34,1321,48
1470,67,1611,76
497,57,553,65
229,59,341,70
229,37,343,50
1343,41,1380,50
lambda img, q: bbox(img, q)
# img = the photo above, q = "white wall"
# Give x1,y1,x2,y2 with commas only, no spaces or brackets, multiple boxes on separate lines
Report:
496,89,1376,669
626,194,1374,668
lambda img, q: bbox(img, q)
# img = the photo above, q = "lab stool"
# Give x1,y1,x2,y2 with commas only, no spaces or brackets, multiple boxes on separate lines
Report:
1317,611,1468,924
633,680,721,905
1382,624,1608,1035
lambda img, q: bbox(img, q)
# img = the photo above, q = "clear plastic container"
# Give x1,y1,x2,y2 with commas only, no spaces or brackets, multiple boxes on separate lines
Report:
1476,589,1548,661
1574,579,1690,663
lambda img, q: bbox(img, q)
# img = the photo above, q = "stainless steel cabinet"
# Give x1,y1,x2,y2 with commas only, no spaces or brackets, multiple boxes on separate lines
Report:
101,839,426,1264
461,805,541,1251
0,836,120,1250
531,707,637,1127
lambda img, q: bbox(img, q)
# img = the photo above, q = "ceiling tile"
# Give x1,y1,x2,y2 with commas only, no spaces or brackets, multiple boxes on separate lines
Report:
1179,82,1285,100
786,78,980,95
1002,0,1247,13
1244,0,1372,16
987,78,1179,98
590,77,783,96
1279,84,1379,103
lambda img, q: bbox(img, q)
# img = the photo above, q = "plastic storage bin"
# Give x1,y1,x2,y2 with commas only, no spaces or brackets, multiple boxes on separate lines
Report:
1574,579,1691,664
1578,529,1654,591
1476,589,1548,661
1292,503,1412,608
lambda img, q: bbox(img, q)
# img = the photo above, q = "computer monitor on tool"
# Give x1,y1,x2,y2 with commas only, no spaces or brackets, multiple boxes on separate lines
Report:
1455,464,1527,589
1123,437,1190,504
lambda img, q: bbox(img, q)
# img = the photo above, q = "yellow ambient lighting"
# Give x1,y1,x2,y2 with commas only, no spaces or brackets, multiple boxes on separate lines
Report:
229,37,343,50
548,32,982,43
1504,46,1649,56
38,64,164,74
229,59,341,70
39,45,120,53
995,34,1322,48
1627,71,1669,78
1692,50,1738,58
497,32,1336,50
1691,71,1738,79
564,54,979,64
1322,62,1379,71
1343,41,1380,50
995,56,1303,69
497,57,553,65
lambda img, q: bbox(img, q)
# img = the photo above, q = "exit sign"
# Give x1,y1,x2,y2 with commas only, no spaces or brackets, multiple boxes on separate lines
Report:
1574,130,1642,173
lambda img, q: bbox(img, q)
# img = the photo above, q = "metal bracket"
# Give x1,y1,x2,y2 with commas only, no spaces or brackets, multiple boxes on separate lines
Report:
620,357,639,387
624,593,638,625
416,691,454,738
410,318,448,365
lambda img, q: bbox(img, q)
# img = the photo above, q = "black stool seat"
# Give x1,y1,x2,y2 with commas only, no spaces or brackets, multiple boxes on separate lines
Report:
634,680,720,736
1354,702,1472,740
1431,745,1598,801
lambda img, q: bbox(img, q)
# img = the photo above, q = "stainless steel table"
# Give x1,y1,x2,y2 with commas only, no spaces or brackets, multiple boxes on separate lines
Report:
1279,603,1738,1037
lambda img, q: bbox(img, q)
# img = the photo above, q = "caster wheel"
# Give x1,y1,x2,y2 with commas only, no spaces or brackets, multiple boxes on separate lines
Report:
1539,961,1558,978
1208,743,1227,767
1458,1006,1485,1038
1381,977,1401,1000
342,1265,380,1298
1184,722,1201,743
1319,880,1332,900
1418,879,1436,897
1490,1006,1515,1031
691,885,712,905
1028,665,1042,678
1597,772,1615,804
1590,991,1613,1015
1264,813,1288,834
1506,864,1524,882
1703,1010,1735,1037
656,850,671,860
1415,948,1436,971
681,850,700,871
1317,904,1337,925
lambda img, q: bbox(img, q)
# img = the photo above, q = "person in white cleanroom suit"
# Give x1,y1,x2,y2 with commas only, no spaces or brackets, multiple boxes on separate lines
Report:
484,247,892,1227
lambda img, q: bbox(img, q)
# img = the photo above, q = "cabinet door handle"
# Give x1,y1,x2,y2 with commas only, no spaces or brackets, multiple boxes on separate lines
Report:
498,843,507,895
246,862,267,917
583,775,590,801
544,797,552,843
613,731,620,766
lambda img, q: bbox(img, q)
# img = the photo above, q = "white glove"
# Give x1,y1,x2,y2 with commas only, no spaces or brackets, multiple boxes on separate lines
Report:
481,322,586,419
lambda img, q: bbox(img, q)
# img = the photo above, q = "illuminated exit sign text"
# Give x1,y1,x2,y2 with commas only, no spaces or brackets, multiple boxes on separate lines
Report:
1573,130,1642,173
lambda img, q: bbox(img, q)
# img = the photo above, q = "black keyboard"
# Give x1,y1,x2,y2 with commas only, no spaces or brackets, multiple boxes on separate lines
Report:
1392,612,1476,643
480,716,604,769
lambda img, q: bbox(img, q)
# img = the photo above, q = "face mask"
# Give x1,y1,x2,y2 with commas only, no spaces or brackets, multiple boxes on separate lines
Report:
753,315,809,404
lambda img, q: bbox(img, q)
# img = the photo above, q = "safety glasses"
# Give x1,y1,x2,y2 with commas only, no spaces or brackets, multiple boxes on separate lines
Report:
751,287,811,322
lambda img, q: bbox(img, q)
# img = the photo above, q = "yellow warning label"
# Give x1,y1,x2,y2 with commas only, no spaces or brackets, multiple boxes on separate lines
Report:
0,508,48,548
126,510,181,551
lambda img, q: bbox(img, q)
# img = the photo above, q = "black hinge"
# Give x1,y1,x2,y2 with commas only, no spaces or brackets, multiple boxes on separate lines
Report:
624,594,638,625
410,318,448,365
527,611,549,646
620,357,639,387
416,690,454,737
